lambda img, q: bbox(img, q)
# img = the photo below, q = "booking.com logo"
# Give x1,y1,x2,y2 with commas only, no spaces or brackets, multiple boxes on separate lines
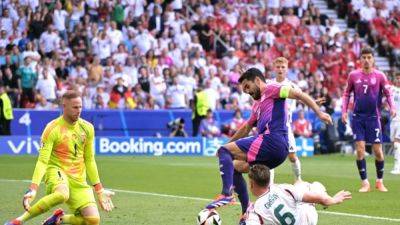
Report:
98,138,202,156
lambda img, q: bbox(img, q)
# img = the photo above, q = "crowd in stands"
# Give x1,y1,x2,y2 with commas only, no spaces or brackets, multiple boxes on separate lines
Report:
0,0,398,117
333,0,400,67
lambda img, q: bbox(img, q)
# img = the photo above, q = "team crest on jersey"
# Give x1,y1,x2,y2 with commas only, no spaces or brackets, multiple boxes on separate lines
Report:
356,79,361,83
371,77,376,85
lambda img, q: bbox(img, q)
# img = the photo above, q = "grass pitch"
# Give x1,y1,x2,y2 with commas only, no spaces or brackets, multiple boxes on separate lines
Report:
1,155,400,225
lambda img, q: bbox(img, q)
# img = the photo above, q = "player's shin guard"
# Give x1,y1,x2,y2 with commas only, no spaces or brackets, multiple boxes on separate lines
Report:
218,147,234,196
233,170,249,214
291,158,302,180
375,160,384,179
356,159,367,180
18,192,67,222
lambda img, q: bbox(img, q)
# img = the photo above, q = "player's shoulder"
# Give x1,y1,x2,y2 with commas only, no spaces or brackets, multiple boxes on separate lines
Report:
78,118,95,132
348,69,362,78
42,117,61,138
373,69,388,79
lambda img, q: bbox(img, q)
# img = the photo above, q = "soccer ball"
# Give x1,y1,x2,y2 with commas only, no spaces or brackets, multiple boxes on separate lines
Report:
197,209,222,225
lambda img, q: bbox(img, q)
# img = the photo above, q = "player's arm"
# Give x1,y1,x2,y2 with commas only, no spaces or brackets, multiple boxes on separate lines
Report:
381,74,396,118
341,74,354,124
229,122,253,143
282,86,333,125
302,190,352,207
84,124,115,212
23,125,56,210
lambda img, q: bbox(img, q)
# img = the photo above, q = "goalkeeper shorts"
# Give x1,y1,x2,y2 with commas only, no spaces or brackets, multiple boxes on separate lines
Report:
44,167,96,213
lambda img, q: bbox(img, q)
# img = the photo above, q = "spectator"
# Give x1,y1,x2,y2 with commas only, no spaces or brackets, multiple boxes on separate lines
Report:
2,66,21,107
166,76,187,108
35,94,56,110
293,110,313,138
35,67,57,102
39,25,60,57
199,109,220,137
53,1,69,42
17,56,37,108
150,67,166,108
229,109,246,135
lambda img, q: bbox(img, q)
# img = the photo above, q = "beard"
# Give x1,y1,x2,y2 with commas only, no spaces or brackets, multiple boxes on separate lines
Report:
250,86,262,100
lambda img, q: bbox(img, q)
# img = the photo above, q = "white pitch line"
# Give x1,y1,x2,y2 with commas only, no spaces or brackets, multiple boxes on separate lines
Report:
2,179,400,223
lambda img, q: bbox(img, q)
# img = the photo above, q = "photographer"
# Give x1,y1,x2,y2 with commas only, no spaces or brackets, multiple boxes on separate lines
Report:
168,118,188,137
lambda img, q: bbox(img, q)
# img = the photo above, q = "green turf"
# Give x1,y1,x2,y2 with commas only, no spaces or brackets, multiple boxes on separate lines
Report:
1,155,400,225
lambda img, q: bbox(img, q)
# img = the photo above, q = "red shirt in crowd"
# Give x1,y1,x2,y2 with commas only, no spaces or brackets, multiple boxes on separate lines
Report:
293,118,312,138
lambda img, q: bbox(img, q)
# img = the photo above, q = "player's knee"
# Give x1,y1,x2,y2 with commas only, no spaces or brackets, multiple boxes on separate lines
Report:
83,216,100,225
233,160,249,173
217,146,230,156
54,188,69,202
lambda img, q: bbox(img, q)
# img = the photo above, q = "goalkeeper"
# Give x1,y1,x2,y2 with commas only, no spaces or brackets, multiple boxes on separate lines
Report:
5,90,114,225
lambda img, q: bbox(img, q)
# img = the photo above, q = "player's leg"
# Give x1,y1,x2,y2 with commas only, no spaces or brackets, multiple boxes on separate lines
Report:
392,138,400,174
355,141,370,192
60,204,100,225
372,143,388,192
206,139,248,210
288,130,302,181
7,169,70,224
351,117,370,192
232,160,250,216
390,122,400,174
367,118,387,192
60,180,98,225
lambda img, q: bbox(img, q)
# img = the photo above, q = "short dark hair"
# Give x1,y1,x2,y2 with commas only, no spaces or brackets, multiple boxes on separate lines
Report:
248,164,270,187
361,46,374,56
62,90,81,100
238,68,266,84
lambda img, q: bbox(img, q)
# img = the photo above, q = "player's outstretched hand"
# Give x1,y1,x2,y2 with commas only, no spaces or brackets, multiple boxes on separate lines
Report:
333,190,352,204
97,188,115,212
318,112,333,125
23,188,37,211
341,112,348,124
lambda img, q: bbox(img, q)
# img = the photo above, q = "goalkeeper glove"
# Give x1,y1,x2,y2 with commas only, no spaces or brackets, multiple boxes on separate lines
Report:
94,183,115,212
23,184,38,211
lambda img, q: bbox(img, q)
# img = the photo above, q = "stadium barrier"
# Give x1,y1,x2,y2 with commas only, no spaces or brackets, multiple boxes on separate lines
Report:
0,136,314,157
11,109,333,137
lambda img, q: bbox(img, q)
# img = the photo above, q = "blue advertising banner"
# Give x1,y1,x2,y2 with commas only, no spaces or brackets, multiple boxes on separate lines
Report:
0,136,314,157
295,137,314,157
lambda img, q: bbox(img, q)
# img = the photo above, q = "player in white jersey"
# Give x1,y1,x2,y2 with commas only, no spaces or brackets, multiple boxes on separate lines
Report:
271,57,302,182
390,73,400,174
245,164,352,225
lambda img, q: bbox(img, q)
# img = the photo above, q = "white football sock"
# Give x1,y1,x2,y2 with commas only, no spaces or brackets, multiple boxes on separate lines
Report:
394,142,400,171
291,158,302,180
269,169,275,185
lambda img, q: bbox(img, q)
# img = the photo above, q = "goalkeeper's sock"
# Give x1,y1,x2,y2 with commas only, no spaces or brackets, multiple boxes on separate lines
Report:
61,215,85,225
18,192,66,222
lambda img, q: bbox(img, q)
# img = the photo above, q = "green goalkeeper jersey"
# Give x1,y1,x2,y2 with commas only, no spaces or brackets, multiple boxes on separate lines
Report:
31,116,100,186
